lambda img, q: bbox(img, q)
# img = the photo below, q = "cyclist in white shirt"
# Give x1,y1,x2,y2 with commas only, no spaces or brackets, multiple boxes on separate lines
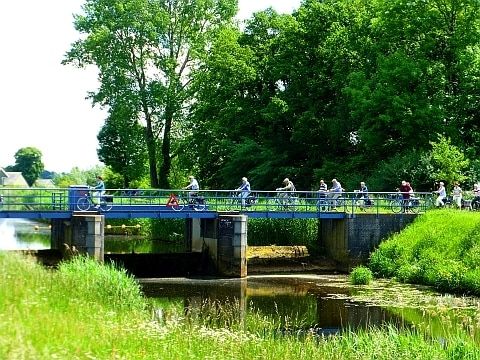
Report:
434,181,447,207
184,175,199,201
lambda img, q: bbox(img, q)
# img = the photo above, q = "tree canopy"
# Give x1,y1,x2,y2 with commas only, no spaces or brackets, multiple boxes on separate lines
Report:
66,0,480,191
10,147,44,186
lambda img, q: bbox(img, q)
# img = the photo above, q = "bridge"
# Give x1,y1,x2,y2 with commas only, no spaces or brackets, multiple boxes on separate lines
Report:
0,187,429,277
0,186,433,219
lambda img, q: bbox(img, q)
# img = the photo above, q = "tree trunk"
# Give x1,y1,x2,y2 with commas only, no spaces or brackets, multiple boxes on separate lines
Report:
144,113,159,188
159,109,172,189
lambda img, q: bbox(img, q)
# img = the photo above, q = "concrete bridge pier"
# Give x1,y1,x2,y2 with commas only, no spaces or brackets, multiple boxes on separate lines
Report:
51,214,104,261
188,214,248,278
318,213,417,268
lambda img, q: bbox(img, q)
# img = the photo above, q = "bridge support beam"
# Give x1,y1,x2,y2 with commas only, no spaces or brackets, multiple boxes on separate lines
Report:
189,214,248,278
318,213,417,269
51,213,104,261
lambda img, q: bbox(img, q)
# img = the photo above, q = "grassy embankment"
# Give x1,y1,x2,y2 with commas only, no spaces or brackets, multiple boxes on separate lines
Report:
1,252,479,359
369,209,480,295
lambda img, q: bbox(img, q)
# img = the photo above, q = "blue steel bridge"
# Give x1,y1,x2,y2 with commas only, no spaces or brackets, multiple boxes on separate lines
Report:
0,186,434,220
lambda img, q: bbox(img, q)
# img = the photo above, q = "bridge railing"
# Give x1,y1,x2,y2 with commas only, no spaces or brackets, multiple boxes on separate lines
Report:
0,187,438,214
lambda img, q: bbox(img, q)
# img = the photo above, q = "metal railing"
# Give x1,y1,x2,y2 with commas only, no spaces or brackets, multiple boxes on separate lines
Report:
0,187,440,214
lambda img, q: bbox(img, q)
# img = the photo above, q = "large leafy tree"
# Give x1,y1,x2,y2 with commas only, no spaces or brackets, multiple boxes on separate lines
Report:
97,103,148,187
64,0,237,188
11,147,45,186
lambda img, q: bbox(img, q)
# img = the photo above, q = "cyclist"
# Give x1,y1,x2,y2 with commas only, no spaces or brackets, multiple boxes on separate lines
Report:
452,182,462,209
356,181,370,209
235,177,251,206
184,175,199,202
92,175,105,208
329,178,343,209
398,180,412,213
434,181,447,207
472,184,480,210
276,178,296,206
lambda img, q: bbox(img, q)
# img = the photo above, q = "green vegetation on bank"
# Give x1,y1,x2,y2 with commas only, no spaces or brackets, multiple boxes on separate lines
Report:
1,252,478,359
350,266,374,285
369,210,480,295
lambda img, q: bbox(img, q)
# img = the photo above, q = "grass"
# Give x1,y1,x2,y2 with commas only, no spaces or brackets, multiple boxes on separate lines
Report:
350,266,374,285
369,209,480,295
1,252,479,359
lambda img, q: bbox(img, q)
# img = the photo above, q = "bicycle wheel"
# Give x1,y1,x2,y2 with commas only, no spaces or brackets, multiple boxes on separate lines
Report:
192,199,206,211
409,199,421,214
99,200,112,212
391,200,402,213
317,199,328,212
77,197,90,211
171,198,186,211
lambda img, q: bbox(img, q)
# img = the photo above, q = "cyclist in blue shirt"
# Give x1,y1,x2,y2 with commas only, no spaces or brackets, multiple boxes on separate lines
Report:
236,177,251,206
92,176,105,207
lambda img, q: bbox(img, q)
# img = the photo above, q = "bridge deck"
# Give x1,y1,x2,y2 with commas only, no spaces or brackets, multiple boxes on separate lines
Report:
0,188,433,219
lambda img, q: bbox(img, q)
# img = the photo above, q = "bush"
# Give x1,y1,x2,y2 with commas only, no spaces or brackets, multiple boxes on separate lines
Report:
350,266,373,285
368,210,480,295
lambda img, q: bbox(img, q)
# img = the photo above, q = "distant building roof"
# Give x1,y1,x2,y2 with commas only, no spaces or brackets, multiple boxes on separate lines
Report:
34,179,55,188
0,168,29,187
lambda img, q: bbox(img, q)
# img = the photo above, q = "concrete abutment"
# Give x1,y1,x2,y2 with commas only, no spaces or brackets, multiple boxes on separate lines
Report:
50,213,416,276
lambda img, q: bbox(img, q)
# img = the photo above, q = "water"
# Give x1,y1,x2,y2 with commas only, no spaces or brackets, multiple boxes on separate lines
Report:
0,219,50,250
140,275,409,335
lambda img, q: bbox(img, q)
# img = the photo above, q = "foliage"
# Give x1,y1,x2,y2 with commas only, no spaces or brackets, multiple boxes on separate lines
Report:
10,147,44,186
248,219,319,253
1,252,479,359
183,0,480,192
53,165,105,188
97,105,148,187
64,0,238,188
350,266,373,285
369,210,480,295
427,134,470,189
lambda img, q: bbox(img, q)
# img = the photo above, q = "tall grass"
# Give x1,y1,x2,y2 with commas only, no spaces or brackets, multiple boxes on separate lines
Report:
369,209,480,295
1,252,479,359
248,219,319,253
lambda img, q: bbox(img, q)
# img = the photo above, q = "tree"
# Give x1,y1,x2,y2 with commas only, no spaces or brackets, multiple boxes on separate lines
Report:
11,147,44,186
428,134,470,189
64,0,237,188
97,104,148,187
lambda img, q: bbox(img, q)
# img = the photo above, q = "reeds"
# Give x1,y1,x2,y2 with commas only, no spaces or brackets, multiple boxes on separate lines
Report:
1,252,479,359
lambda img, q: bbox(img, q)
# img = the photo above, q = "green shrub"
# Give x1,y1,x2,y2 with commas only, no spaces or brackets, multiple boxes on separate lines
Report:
350,266,373,285
396,263,421,284
58,256,145,312
368,210,480,295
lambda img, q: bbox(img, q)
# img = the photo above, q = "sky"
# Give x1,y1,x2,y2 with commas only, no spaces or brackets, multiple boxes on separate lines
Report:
0,0,301,173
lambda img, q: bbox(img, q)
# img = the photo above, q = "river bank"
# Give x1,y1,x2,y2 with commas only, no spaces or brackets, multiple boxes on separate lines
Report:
1,252,479,359
368,209,480,296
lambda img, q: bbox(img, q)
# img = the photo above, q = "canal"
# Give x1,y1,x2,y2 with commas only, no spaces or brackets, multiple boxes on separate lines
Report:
1,218,479,342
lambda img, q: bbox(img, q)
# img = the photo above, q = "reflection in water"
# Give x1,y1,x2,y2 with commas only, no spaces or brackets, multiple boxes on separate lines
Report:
140,275,407,336
0,219,50,250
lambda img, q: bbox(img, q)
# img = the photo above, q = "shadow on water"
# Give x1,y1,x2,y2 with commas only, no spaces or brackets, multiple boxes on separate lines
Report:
140,275,409,336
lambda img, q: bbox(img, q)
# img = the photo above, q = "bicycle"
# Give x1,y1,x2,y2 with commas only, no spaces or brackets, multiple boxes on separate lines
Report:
316,192,345,211
77,191,113,212
316,192,329,212
171,194,206,212
355,196,374,212
389,194,420,214
227,192,256,210
273,191,298,211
